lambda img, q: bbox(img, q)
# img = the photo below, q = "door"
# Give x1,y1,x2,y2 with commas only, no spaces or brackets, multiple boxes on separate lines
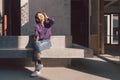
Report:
71,0,89,47
3,0,20,36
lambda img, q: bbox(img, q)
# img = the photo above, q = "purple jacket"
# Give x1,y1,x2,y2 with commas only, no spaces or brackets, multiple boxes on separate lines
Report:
34,18,54,40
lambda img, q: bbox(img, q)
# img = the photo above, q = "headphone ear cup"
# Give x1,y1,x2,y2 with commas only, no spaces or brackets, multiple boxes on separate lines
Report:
35,18,40,23
36,18,39,22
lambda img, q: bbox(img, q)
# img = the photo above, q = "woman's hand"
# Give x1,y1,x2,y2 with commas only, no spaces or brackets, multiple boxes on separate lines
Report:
34,36,39,41
43,13,49,20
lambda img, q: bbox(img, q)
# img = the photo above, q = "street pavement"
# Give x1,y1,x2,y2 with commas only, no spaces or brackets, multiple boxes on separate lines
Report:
0,56,120,80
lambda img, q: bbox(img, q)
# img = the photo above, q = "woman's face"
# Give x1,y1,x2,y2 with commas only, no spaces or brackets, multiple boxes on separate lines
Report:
37,13,45,22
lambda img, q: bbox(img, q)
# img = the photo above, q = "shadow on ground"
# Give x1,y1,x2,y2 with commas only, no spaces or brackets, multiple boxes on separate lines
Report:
70,57,120,80
0,59,49,80
0,57,120,80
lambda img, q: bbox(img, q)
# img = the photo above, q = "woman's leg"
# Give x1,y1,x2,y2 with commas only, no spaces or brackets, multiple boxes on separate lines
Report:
31,53,43,77
35,53,41,65
33,41,41,66
31,40,51,76
35,53,43,70
36,53,41,60
34,40,51,65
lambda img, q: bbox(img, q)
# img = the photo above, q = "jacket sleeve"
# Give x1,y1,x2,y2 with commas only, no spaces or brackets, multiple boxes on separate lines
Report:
44,18,55,28
34,24,40,36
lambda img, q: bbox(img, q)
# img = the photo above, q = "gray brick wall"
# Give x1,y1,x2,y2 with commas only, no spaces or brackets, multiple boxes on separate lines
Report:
21,0,71,35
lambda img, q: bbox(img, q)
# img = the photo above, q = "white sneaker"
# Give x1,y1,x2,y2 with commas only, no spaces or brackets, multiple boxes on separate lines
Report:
31,64,43,77
31,70,40,77
36,64,43,71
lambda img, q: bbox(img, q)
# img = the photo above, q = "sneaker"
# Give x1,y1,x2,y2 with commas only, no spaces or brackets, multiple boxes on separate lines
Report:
31,64,43,77
36,64,43,71
31,70,40,77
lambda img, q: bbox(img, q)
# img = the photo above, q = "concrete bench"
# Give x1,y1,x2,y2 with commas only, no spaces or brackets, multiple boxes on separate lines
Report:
0,36,93,58
0,36,93,66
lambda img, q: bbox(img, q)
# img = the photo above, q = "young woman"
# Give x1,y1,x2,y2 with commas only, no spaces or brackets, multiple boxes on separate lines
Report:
31,12,54,77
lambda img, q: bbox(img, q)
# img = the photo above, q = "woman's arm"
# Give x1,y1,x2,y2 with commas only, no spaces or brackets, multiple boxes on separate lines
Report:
44,18,55,28
43,13,55,28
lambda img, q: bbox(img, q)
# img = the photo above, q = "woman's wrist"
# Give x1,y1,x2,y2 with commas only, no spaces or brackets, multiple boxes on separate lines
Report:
34,36,39,41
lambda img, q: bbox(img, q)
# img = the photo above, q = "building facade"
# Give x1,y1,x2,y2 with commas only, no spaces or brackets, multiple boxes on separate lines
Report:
0,0,120,55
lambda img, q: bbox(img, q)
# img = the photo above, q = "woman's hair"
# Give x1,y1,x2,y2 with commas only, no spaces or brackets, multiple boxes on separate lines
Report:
35,12,46,24
35,12,52,28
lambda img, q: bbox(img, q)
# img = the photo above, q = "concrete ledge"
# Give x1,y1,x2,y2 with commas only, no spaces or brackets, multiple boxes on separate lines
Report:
0,36,93,59
0,36,93,66
41,48,84,58
0,48,32,58
0,47,93,58
0,36,72,49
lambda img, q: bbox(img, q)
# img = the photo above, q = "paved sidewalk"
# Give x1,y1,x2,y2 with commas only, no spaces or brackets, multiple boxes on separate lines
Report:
97,54,120,64
0,56,120,80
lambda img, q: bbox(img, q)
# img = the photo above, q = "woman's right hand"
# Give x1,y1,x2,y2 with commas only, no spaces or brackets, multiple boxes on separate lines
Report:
34,36,39,41
43,13,49,20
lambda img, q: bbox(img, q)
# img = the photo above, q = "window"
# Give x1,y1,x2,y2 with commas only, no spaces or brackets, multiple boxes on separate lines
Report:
104,14,119,45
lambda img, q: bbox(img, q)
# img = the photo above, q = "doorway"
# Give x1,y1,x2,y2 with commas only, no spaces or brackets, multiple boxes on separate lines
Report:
71,0,89,47
0,0,21,36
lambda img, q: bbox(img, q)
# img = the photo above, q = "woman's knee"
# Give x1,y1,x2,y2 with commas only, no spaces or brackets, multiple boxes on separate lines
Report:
36,53,41,59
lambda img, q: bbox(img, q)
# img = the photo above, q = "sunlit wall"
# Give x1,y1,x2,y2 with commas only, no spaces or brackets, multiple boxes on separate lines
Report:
21,0,29,27
21,0,71,35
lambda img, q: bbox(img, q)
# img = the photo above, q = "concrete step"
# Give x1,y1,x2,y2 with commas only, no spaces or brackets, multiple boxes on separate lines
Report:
0,36,93,59
41,43,93,58
0,47,93,58
42,48,86,58
0,36,93,66
0,36,72,48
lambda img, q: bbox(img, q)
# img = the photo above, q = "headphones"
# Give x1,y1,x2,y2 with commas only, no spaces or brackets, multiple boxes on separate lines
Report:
35,12,51,28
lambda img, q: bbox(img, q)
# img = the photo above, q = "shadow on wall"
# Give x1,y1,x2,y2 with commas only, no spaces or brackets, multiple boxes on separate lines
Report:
0,36,19,48
25,35,34,48
0,36,34,49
